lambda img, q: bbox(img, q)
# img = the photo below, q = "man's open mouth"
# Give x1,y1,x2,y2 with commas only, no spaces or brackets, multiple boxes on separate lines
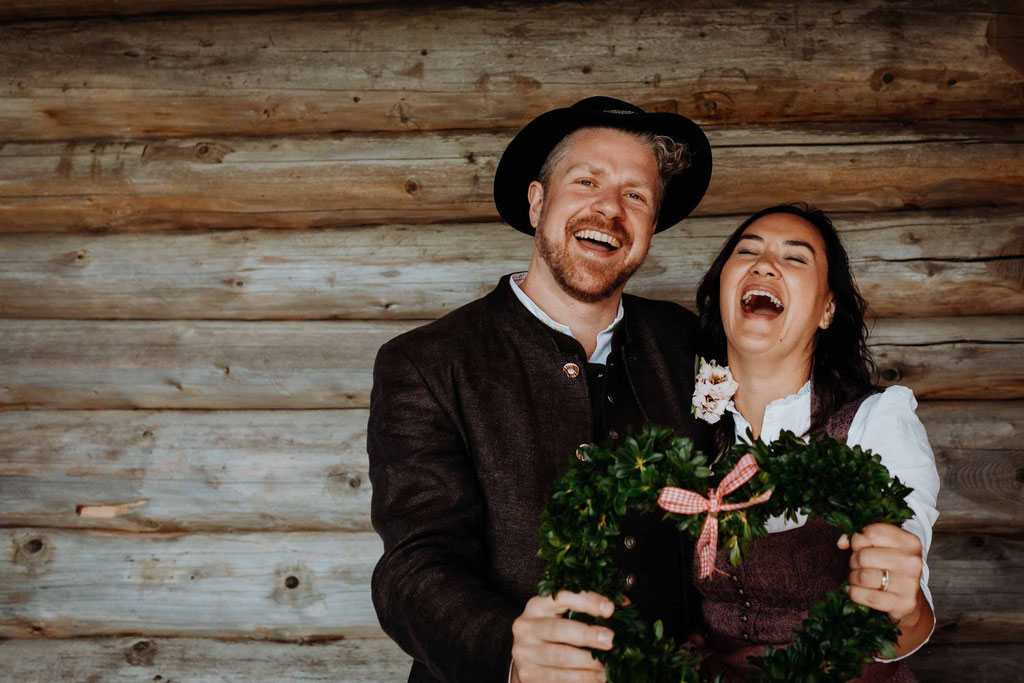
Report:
573,229,622,252
740,289,785,318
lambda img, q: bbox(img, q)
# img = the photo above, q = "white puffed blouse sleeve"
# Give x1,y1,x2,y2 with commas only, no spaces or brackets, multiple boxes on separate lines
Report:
847,384,940,661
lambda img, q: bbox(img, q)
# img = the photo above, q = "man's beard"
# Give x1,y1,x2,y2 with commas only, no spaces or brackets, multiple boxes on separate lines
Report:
535,212,647,304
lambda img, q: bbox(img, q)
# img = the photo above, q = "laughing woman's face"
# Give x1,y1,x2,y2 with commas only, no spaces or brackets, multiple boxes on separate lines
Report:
719,212,835,363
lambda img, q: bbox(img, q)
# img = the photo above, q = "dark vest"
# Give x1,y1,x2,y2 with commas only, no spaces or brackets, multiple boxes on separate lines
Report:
695,390,917,682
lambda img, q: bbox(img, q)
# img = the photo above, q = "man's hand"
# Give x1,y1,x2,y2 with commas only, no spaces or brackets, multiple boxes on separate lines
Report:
510,590,615,683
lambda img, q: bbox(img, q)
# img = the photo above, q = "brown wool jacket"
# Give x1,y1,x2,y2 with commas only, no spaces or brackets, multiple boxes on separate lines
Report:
367,274,709,682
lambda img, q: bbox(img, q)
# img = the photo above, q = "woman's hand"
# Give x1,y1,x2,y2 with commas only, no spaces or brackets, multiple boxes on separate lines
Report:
838,523,934,656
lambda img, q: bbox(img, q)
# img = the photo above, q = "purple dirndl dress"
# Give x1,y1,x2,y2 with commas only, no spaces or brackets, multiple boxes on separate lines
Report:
693,392,917,682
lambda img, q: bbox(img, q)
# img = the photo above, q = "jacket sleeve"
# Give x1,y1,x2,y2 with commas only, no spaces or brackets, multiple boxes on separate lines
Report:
367,339,521,682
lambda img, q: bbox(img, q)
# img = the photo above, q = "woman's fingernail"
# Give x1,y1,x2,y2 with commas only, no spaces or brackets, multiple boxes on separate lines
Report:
597,673,607,683
600,600,613,616
598,630,614,647
838,534,848,545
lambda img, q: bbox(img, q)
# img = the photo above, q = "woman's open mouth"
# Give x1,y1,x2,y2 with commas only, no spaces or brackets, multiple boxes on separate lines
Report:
740,288,785,319
573,229,622,253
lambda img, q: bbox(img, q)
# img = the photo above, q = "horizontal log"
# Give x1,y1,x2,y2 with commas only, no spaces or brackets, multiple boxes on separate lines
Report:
1,528,1019,643
0,529,385,639
0,319,403,410
870,316,1024,399
2,123,1023,232
0,317,1020,410
0,0,383,20
909,643,1024,681
0,410,373,532
917,402,1024,535
928,533,1024,644
2,402,1019,533
0,207,1020,319
0,637,1016,683
0,635,412,682
0,1,1021,140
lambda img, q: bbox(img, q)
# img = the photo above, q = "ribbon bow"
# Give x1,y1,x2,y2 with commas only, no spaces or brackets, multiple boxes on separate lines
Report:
657,453,773,579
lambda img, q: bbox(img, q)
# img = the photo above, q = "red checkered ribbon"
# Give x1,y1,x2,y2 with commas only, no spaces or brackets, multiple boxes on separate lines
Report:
657,453,773,579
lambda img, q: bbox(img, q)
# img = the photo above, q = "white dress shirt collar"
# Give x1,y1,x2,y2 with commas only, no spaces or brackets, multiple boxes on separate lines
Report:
508,271,624,364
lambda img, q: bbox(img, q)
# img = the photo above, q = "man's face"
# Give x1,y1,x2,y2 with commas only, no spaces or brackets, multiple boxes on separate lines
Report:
527,127,661,303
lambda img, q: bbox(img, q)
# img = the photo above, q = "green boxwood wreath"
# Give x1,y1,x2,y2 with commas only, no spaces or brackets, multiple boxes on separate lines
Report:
537,424,915,682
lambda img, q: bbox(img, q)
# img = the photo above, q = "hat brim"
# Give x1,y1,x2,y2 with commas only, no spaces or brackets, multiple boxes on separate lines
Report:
493,106,712,235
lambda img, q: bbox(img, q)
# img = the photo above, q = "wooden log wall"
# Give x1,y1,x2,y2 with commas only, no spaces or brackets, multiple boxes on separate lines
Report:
0,1,1021,680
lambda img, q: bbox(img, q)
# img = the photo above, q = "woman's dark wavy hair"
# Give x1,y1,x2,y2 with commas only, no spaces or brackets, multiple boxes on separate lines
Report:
695,203,877,457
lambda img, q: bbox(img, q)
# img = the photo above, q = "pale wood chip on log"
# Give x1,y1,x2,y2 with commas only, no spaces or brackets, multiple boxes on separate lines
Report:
0,634,412,683
1,123,1023,232
0,207,1020,320
0,1,1020,138
0,317,1020,409
0,404,1020,534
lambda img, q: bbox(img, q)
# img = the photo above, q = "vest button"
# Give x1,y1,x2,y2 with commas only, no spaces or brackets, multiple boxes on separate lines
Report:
624,573,637,589
742,632,750,641
609,429,620,440
623,536,636,549
563,362,580,378
743,600,752,608
740,614,749,623
607,394,616,404
575,444,589,461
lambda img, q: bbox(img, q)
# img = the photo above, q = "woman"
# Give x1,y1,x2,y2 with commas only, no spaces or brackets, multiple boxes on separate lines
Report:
691,204,939,681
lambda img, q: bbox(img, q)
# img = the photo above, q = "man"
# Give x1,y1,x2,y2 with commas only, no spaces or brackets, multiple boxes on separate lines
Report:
368,97,712,682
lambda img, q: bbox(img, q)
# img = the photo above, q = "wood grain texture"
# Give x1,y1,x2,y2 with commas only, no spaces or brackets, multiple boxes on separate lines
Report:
918,402,1024,534
928,533,1024,644
0,410,373,532
0,1,1021,140
0,635,412,682
1,122,1023,232
0,317,1021,409
0,403,1020,534
0,0,384,20
0,637,1017,682
1,528,1019,643
870,316,1024,399
0,207,1020,320
909,643,1024,682
0,319,405,410
0,529,385,639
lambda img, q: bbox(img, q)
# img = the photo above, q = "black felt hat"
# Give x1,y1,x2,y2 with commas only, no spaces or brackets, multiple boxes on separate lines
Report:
493,96,712,235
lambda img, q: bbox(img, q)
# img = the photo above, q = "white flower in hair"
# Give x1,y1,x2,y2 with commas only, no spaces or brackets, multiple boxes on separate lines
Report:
691,357,738,424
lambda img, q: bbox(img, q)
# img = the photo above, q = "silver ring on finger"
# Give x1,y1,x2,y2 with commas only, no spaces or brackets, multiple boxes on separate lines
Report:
880,568,890,592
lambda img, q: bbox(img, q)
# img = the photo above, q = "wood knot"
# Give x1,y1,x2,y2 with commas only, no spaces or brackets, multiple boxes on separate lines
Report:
63,248,90,268
1015,467,1024,485
879,366,902,383
692,91,733,118
581,65,593,74
125,639,157,667
14,533,53,569
404,178,421,196
285,575,300,589
901,231,921,245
